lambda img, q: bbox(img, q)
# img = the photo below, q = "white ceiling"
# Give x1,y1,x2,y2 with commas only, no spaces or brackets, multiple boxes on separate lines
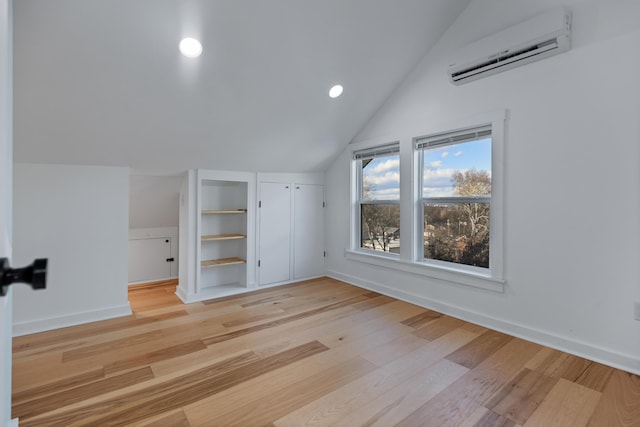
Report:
13,0,471,174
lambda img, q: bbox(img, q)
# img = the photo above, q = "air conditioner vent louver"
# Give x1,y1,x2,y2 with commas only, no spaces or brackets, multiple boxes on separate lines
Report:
448,8,571,85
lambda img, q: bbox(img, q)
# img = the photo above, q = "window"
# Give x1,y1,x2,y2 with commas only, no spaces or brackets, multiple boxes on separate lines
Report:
354,144,400,254
416,125,492,269
347,110,505,291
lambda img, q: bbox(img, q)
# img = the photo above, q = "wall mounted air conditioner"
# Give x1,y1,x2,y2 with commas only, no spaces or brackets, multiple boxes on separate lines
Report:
447,7,572,85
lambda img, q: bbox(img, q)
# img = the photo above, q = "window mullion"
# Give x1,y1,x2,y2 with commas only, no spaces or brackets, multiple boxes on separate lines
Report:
423,196,491,204
359,200,400,205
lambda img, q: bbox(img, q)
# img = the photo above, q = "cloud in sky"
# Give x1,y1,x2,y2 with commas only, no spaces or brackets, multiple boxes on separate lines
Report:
441,151,449,159
423,168,455,184
422,168,456,197
428,160,443,168
369,187,400,199
454,151,463,157
363,157,400,199
368,158,399,174
366,172,400,187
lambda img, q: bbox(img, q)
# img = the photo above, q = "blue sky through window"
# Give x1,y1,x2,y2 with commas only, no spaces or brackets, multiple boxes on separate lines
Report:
360,138,491,200
361,154,400,200
423,138,491,198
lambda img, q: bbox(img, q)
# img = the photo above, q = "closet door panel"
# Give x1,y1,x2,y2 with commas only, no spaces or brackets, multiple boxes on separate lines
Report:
258,183,291,285
128,238,172,283
293,184,324,279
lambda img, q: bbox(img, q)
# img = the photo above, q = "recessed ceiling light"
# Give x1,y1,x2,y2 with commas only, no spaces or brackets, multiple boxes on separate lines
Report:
329,84,344,98
179,38,202,58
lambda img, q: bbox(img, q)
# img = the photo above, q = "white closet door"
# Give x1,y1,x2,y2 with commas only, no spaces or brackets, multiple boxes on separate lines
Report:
258,183,291,285
128,238,172,283
293,184,324,279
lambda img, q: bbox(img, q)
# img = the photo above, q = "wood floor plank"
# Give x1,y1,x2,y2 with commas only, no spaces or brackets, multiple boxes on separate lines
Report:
457,406,492,427
351,294,396,311
12,366,154,419
274,327,479,427
12,368,105,404
394,338,542,427
575,361,615,393
17,351,262,426
103,340,207,374
331,359,469,427
524,347,555,370
445,329,513,369
13,310,188,356
240,293,293,307
191,356,377,427
139,409,192,427
202,294,372,345
182,313,427,425
221,286,365,328
587,370,640,427
523,378,601,427
61,330,165,363
220,308,287,328
400,309,442,329
149,303,360,378
21,343,325,426
486,368,559,425
13,353,102,395
534,351,593,382
472,409,517,427
413,315,466,341
360,333,427,367
459,322,489,335
12,277,639,426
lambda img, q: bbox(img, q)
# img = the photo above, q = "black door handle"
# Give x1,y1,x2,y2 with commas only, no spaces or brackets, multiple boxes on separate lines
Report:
0,258,48,296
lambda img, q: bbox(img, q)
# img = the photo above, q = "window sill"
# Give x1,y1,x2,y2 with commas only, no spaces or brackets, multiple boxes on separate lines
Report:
345,249,505,293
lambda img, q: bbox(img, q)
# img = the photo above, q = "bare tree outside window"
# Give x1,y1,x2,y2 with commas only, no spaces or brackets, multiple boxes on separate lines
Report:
424,169,490,267
357,149,400,254
421,135,491,268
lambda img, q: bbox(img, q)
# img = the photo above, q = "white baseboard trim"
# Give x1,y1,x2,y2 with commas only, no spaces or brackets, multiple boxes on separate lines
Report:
175,286,249,304
175,276,325,304
175,285,190,303
12,303,132,337
128,277,178,287
328,270,640,376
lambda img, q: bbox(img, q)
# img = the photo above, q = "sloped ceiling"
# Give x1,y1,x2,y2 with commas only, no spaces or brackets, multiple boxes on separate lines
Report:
13,0,471,174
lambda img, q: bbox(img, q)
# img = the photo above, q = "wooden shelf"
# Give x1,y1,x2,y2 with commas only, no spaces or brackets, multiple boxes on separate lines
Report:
201,257,246,268
201,234,246,241
201,209,247,215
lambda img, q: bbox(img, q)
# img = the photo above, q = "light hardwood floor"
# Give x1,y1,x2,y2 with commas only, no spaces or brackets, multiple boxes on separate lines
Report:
12,277,640,426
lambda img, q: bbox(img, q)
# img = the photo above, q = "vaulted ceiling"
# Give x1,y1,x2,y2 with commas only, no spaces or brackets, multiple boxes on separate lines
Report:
13,0,471,174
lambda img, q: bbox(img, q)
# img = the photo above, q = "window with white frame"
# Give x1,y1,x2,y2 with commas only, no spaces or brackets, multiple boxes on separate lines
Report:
416,125,492,269
354,143,400,254
348,111,504,290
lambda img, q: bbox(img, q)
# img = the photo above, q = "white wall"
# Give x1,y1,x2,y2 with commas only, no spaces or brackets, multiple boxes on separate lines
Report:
128,174,181,283
13,163,131,335
129,174,181,229
326,0,640,374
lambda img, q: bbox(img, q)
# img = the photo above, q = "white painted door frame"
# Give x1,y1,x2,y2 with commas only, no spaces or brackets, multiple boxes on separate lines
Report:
0,1,14,426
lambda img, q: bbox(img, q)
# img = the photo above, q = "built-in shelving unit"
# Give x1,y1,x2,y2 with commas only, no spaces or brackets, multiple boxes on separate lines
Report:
201,257,247,268
176,169,257,304
201,234,246,242
199,178,248,296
